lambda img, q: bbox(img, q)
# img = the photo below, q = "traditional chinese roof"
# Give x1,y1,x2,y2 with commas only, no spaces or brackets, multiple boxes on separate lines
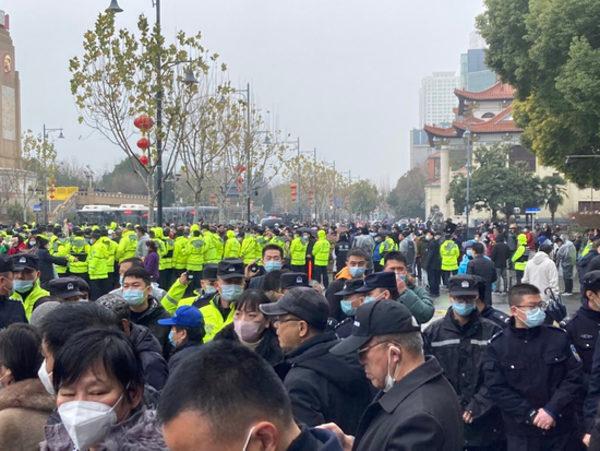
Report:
454,82,515,102
423,124,457,139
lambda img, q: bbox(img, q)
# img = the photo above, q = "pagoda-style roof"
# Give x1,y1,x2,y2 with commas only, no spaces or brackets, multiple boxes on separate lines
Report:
424,105,521,146
454,82,515,102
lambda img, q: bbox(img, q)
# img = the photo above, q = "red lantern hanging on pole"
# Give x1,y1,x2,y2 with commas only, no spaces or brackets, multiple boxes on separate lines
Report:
139,154,149,166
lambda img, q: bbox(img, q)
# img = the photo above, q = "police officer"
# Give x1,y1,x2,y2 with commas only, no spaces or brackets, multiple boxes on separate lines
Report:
567,271,600,448
424,275,504,450
46,276,90,302
440,234,460,286
483,283,582,450
0,256,26,328
280,272,309,293
511,233,529,285
333,278,366,338
9,254,49,320
474,276,510,328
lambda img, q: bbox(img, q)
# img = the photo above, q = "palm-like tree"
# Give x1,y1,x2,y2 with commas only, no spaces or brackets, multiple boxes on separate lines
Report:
543,175,567,224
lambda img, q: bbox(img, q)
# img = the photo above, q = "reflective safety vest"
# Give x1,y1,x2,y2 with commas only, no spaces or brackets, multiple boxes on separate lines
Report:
68,236,90,274
440,239,459,272
185,237,207,271
52,238,71,275
88,239,110,280
10,282,49,320
290,237,308,266
172,236,189,270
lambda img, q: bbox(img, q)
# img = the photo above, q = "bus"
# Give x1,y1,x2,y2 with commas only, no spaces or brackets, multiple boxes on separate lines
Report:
76,205,219,226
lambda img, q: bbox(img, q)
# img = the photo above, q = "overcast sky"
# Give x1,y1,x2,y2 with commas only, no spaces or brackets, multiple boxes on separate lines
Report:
5,0,484,186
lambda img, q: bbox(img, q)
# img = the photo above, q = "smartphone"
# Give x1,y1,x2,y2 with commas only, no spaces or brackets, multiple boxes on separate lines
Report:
250,264,259,273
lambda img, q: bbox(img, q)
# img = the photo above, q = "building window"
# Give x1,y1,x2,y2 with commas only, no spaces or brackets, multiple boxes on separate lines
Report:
509,145,536,171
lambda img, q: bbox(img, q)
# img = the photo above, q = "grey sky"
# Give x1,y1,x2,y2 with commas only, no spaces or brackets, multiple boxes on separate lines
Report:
6,0,484,185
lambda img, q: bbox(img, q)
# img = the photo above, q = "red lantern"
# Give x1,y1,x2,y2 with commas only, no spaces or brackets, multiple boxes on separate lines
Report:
139,154,149,166
137,137,150,150
134,114,154,132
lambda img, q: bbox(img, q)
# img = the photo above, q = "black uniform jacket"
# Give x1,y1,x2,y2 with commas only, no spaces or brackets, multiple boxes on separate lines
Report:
352,356,463,451
275,331,372,435
483,319,582,437
424,308,503,447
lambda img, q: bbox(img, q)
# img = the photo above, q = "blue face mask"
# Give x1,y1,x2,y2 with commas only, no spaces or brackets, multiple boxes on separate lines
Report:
264,261,282,273
521,307,546,328
13,279,34,294
349,267,366,278
168,330,177,348
340,300,356,316
221,284,243,302
364,295,378,304
122,289,145,306
452,302,476,317
203,285,217,295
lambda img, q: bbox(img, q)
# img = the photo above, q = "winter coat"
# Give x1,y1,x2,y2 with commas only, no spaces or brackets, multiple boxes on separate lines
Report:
288,427,343,451
167,341,203,374
143,251,160,282
423,238,442,270
556,240,576,278
353,357,463,451
0,378,54,451
129,323,169,390
397,285,434,324
398,237,416,268
41,406,167,451
467,255,497,305
0,295,27,329
424,309,503,447
491,241,510,269
522,252,559,301
129,296,172,356
275,331,372,435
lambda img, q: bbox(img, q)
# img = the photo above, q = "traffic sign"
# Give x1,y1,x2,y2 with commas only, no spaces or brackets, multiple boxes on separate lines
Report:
33,203,42,212
525,208,541,214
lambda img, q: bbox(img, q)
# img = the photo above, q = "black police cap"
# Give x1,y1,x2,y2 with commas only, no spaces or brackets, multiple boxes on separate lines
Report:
0,256,13,273
10,253,39,271
330,300,420,355
280,272,309,290
201,264,218,281
355,272,397,293
583,270,600,292
335,278,366,297
448,275,479,296
217,259,244,280
47,277,87,299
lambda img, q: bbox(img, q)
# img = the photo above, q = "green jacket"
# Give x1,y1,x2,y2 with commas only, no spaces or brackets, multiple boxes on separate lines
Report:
290,237,308,266
51,238,71,275
512,234,529,271
172,236,188,270
312,230,331,267
223,231,241,259
11,282,49,320
398,286,434,324
68,236,90,274
88,239,110,280
116,230,138,263
102,236,118,273
378,237,398,265
240,235,259,265
185,236,207,271
440,239,459,271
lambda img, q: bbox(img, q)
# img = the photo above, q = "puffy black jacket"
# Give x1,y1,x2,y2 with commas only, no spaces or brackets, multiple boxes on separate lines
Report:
483,320,583,437
275,331,372,435
0,296,26,329
167,341,202,374
467,256,497,305
424,309,503,447
565,305,600,379
36,248,69,285
129,323,168,390
423,239,441,270
491,242,510,269
129,297,172,357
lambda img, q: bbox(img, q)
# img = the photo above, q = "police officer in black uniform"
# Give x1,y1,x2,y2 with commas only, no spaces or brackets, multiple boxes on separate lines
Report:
483,283,582,450
424,275,504,450
474,275,510,328
0,256,26,328
191,264,219,309
332,278,366,338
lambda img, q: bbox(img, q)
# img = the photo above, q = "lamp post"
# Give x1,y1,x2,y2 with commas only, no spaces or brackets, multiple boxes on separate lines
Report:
107,0,198,226
42,124,64,224
463,129,473,241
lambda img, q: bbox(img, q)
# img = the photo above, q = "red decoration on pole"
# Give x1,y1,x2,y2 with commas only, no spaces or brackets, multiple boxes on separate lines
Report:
139,154,149,166
134,114,154,132
137,137,150,150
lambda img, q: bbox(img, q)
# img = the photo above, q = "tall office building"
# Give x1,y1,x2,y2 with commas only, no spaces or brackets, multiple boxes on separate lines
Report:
419,72,460,128
460,32,497,92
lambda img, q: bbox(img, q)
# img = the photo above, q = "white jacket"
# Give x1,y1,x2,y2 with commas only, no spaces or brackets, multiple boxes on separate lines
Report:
522,251,559,300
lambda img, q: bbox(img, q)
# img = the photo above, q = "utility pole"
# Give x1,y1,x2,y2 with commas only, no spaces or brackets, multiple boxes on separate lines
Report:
313,148,317,222
154,0,163,226
245,83,252,224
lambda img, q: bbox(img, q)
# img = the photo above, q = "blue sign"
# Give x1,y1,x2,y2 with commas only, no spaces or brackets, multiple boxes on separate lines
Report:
525,207,541,214
32,203,42,212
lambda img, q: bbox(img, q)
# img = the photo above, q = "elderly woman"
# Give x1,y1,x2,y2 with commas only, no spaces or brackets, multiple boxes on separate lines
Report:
41,328,166,451
0,324,54,451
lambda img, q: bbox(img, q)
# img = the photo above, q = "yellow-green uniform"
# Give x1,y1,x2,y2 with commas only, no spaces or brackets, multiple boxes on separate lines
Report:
116,230,138,263
103,236,118,279
201,231,218,264
162,279,235,341
172,235,189,272
440,239,460,272
185,235,208,272
254,235,267,261
51,237,71,275
213,233,224,262
68,236,90,277
240,234,259,265
378,237,398,266
269,236,289,259
290,236,308,267
313,230,331,267
88,238,110,299
10,281,49,321
512,234,529,272
223,230,241,259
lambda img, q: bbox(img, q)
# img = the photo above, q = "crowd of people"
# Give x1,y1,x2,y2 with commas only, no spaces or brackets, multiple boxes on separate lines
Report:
0,217,600,449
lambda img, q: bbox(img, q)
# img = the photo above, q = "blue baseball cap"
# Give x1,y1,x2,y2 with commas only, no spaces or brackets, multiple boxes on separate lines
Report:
158,306,204,328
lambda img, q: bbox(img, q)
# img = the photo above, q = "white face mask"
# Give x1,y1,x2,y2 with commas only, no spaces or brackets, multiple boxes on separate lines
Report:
38,360,55,395
383,346,399,393
58,392,124,450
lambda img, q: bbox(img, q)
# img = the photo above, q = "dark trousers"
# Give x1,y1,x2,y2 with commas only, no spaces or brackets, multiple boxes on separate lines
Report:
159,269,172,291
89,278,110,301
506,433,571,451
313,265,329,288
415,257,422,282
495,267,508,292
564,278,573,293
427,268,441,296
442,270,455,286
291,265,306,274
516,270,524,285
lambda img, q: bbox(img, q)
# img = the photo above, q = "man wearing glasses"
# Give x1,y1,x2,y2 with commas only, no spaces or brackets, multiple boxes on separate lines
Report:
260,287,372,436
483,283,582,450
323,300,463,451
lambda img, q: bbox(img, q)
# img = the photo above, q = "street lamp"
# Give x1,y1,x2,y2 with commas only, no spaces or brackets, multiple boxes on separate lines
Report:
106,0,199,226
463,129,473,241
42,124,64,224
